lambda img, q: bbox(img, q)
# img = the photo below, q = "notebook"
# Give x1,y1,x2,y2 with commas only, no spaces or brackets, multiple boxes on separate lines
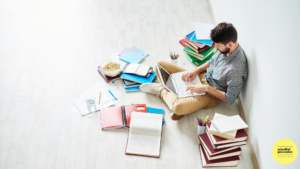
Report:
122,80,141,88
118,47,143,56
100,104,147,130
120,71,156,84
199,144,240,168
119,46,148,64
194,23,214,40
125,111,163,157
206,123,248,145
124,86,140,93
123,64,151,77
212,115,249,133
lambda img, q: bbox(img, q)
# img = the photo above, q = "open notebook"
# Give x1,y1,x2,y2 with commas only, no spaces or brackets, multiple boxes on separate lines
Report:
125,111,163,158
123,64,151,77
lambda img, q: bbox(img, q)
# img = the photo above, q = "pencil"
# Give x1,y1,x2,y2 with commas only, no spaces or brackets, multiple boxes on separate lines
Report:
98,92,101,104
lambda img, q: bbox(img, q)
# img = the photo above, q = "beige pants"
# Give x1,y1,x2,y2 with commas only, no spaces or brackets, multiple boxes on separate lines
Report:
155,61,220,115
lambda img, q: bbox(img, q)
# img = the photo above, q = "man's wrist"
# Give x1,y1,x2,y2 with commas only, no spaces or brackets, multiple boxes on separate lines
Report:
205,85,211,93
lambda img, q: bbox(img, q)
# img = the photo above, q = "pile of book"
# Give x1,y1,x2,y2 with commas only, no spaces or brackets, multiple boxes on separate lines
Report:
179,24,216,66
198,113,249,168
98,46,157,92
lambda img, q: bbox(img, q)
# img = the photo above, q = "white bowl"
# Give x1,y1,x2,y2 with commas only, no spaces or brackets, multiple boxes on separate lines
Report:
101,60,122,77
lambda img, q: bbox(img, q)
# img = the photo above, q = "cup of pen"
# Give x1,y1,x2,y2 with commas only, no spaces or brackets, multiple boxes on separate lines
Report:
197,116,209,135
197,125,206,135
170,52,179,65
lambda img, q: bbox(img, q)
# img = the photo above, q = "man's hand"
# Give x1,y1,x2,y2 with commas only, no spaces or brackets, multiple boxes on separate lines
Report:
186,83,208,94
181,70,197,82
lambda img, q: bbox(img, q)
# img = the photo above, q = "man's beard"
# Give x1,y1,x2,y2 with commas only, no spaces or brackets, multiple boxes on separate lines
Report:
220,47,230,55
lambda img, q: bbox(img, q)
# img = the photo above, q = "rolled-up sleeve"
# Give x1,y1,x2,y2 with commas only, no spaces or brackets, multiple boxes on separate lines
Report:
225,71,244,105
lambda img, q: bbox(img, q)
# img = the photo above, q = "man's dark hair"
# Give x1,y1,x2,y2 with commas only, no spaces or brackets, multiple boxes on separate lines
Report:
210,22,237,45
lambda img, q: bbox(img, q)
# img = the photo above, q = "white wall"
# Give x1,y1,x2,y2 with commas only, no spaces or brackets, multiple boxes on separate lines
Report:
209,0,300,168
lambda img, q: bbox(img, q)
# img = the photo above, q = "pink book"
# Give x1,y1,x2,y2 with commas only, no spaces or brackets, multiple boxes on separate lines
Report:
118,47,143,56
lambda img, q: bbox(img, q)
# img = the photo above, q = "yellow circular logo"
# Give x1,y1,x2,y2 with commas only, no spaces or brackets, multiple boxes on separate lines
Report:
272,139,298,164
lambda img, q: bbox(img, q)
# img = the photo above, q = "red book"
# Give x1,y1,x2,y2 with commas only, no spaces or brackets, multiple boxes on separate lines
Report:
124,104,147,126
100,104,147,130
179,39,186,47
199,144,240,168
199,134,241,156
98,66,122,83
206,122,248,145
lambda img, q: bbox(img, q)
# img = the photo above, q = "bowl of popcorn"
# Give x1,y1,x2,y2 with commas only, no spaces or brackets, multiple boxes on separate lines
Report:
101,60,122,77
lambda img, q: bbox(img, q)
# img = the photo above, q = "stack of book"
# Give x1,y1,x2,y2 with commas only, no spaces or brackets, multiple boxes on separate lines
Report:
179,31,216,66
98,47,158,92
198,113,249,167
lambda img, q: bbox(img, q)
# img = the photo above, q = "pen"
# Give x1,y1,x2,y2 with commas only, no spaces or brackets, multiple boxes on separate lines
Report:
204,115,209,123
201,117,204,125
108,90,117,100
197,117,200,126
98,92,101,104
199,118,202,126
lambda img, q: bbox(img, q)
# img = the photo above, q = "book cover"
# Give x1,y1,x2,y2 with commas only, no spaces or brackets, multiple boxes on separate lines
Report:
199,144,239,168
125,86,140,93
183,50,214,66
179,39,186,47
121,71,156,84
186,31,213,46
199,133,241,156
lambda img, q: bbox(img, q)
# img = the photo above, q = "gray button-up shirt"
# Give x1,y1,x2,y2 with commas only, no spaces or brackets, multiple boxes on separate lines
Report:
205,45,248,105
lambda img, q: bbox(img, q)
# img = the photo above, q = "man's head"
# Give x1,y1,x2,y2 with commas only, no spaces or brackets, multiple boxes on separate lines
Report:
210,22,238,55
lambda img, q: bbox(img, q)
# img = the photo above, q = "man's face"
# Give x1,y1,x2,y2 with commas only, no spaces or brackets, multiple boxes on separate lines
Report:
214,42,230,55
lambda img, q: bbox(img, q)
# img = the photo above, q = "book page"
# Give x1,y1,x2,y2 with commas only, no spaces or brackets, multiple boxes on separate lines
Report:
126,132,161,156
136,64,150,76
129,111,163,136
125,64,139,74
126,111,163,156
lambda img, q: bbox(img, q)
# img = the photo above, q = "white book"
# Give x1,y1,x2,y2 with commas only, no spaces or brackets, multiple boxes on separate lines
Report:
125,111,163,157
212,115,248,134
210,113,236,137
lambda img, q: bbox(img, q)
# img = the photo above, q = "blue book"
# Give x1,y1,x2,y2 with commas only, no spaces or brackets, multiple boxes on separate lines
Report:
125,86,140,93
119,50,145,64
122,79,141,88
186,31,213,46
146,107,164,114
120,71,156,84
131,46,149,58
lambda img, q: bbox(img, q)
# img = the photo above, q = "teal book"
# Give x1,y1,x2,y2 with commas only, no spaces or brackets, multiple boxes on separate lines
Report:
120,71,156,84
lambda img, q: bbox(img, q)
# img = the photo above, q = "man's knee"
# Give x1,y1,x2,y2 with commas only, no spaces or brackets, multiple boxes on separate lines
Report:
170,102,187,115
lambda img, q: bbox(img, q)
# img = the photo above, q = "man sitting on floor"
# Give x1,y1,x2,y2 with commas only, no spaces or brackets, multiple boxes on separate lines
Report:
140,22,248,120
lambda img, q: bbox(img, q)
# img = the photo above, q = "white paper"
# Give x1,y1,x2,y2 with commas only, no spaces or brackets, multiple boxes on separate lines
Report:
73,81,122,116
194,23,214,40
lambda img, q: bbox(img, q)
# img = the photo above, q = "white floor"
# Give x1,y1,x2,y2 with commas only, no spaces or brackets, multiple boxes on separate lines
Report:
0,0,254,168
